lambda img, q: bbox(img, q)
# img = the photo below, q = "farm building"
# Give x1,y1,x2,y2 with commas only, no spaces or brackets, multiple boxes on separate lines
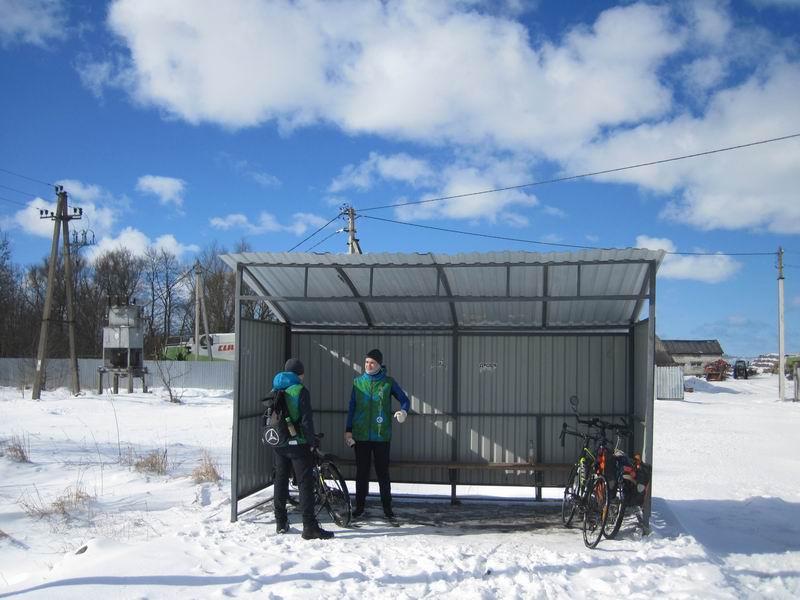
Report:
661,339,724,376
221,249,665,523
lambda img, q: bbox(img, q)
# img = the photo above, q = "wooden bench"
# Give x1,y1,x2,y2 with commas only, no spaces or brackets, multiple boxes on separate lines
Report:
333,458,572,503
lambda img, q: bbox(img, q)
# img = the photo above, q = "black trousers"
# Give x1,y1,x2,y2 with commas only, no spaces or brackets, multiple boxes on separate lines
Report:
354,441,392,512
273,445,316,528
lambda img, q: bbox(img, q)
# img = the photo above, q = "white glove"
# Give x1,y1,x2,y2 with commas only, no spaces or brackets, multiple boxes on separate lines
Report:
394,410,407,423
345,433,356,447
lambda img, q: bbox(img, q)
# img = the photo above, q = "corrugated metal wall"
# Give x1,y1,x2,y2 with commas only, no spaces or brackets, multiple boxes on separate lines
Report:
232,319,286,507
293,332,454,484
656,366,684,400
0,357,234,390
457,334,629,487
290,331,631,488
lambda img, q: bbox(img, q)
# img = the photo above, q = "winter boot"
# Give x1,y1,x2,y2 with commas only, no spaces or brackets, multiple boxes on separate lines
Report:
302,522,334,540
276,517,289,534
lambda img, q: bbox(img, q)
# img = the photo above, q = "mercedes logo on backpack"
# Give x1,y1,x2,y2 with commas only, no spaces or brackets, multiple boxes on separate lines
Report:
260,391,295,448
262,427,281,446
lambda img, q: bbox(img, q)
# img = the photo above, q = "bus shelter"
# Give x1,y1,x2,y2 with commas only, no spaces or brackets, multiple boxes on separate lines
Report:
221,249,664,522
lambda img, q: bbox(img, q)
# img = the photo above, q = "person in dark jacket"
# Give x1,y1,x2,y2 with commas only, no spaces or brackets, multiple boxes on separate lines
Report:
272,358,333,540
344,348,410,520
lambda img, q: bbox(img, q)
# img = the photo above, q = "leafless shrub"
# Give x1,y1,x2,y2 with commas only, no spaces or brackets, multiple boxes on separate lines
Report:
153,353,185,404
2,433,30,463
134,448,169,475
119,445,136,466
192,451,221,484
51,486,92,517
18,483,93,521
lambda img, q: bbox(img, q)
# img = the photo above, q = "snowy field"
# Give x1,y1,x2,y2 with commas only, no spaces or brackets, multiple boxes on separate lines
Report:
1,376,799,599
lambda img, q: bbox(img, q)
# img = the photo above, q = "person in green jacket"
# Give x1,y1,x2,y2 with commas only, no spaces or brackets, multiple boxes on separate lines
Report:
272,358,333,540
344,348,410,520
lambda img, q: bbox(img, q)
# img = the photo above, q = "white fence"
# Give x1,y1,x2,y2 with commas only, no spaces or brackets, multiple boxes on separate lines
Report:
0,358,234,391
656,366,684,400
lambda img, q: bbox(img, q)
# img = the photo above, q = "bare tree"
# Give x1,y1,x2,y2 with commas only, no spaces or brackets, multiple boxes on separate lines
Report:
143,248,187,356
94,248,145,301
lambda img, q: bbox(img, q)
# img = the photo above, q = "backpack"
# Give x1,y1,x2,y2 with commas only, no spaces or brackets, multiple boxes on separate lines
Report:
261,390,300,448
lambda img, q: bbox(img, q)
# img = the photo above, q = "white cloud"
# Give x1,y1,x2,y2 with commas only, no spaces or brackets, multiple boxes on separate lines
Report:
153,234,200,257
501,212,529,228
541,205,567,218
13,198,58,238
0,0,66,47
636,235,741,283
87,1,800,236
394,156,538,223
329,152,435,193
87,226,198,261
57,179,103,203
136,175,186,207
209,211,329,236
572,60,800,233
95,1,681,153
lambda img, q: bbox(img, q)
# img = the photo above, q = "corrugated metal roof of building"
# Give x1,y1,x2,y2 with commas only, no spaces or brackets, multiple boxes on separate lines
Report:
661,339,724,356
220,249,664,329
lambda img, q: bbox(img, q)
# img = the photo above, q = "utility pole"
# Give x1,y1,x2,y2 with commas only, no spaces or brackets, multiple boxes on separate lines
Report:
32,186,83,399
61,192,80,395
778,246,785,401
194,261,201,361
192,261,212,360
344,205,362,254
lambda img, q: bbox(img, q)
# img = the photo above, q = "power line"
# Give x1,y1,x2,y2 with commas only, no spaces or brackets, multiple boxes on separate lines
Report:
287,212,343,252
0,194,34,209
0,183,43,198
355,132,800,213
360,214,777,256
307,228,343,252
0,166,53,187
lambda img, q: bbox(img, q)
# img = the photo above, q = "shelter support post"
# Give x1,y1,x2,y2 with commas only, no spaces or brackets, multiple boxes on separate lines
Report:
231,263,244,523
450,329,460,505
643,261,657,527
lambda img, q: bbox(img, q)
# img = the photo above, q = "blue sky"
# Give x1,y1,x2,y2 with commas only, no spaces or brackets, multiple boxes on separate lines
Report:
1,0,799,356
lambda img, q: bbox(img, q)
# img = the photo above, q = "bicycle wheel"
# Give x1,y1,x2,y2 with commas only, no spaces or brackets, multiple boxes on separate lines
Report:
604,486,625,539
561,464,581,528
582,475,609,549
317,461,352,527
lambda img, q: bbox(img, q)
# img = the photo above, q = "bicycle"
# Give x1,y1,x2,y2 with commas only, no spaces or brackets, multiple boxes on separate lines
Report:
270,433,352,528
604,445,652,539
311,434,352,528
560,419,610,548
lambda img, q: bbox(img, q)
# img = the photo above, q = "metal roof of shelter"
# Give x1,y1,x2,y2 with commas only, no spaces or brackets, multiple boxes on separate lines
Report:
220,248,665,331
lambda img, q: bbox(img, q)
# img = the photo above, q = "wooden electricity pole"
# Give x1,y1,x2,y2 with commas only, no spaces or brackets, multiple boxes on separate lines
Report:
31,186,82,399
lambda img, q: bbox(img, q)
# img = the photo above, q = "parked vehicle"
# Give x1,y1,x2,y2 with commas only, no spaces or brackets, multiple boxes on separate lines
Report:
162,333,235,361
704,358,730,381
733,360,749,379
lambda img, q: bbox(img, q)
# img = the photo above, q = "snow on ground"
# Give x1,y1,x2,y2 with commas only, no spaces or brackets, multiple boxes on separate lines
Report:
0,376,798,598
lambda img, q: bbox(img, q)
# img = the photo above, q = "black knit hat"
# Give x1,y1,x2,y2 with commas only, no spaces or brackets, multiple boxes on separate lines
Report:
366,348,383,365
285,358,304,375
